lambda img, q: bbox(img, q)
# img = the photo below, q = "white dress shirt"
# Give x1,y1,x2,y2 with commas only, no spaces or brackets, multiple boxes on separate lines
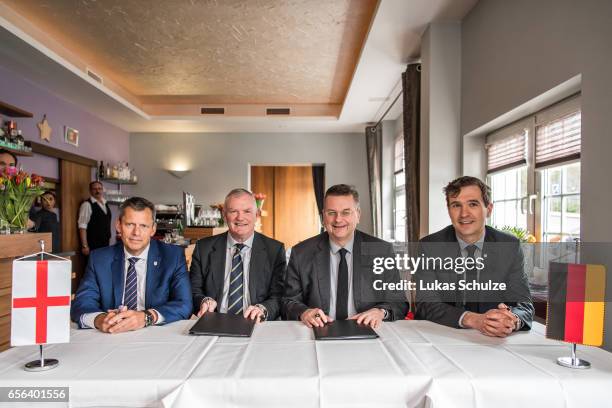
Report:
80,244,164,328
219,234,254,312
77,196,109,229
328,235,357,320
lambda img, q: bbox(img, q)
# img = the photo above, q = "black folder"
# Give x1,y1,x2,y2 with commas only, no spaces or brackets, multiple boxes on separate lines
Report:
189,312,256,337
313,320,379,340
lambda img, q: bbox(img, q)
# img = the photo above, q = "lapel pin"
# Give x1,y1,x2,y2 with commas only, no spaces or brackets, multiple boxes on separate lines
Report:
154,261,158,266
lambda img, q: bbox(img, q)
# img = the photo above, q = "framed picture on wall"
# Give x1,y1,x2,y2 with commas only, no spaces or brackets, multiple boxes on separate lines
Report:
64,126,79,147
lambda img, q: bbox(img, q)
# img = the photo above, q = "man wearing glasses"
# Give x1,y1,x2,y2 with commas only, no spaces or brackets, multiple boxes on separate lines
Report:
71,196,192,333
282,184,408,328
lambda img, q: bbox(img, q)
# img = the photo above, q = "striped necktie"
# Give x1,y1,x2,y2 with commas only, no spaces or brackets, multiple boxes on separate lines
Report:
125,257,139,310
228,243,245,315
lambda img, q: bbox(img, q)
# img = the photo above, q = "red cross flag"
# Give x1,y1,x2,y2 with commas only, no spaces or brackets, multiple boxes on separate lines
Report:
11,258,71,346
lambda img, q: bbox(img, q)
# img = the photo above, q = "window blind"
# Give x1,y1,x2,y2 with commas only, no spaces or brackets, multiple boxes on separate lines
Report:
535,110,581,167
486,131,527,173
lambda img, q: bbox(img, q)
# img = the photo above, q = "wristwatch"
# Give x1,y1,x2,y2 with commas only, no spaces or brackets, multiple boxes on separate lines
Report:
144,310,155,327
380,308,390,321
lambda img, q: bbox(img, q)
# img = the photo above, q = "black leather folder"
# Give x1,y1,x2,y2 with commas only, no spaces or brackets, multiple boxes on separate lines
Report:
313,320,379,340
189,312,256,337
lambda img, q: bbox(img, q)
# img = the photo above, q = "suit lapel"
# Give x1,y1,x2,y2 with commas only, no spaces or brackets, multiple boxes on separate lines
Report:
111,244,124,308
248,233,266,303
145,240,161,309
211,233,228,302
315,233,331,314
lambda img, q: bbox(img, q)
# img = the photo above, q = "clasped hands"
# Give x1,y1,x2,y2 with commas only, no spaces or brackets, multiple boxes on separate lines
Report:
300,307,385,329
463,303,519,337
197,298,265,321
94,306,156,334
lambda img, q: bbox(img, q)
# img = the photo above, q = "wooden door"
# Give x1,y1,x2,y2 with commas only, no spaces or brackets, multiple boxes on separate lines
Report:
60,160,92,252
251,165,320,248
250,166,275,238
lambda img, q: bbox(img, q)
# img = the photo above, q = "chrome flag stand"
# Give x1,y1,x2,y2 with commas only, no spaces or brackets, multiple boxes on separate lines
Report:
556,238,591,369
18,240,68,372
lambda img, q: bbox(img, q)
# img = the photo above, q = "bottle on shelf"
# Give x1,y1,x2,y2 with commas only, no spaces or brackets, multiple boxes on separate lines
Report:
15,130,24,148
98,161,105,180
112,164,118,179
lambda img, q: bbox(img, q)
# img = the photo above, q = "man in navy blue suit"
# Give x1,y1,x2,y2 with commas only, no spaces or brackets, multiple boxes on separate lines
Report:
71,196,192,333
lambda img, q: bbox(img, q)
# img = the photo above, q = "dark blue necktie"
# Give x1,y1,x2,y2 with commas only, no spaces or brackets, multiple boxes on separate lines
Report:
228,244,245,315
125,257,139,310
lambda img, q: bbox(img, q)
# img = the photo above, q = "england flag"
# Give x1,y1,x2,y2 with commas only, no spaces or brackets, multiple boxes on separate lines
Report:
11,258,71,346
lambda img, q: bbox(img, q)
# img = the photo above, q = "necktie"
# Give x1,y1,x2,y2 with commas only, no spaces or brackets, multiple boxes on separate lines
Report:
336,248,349,320
463,245,478,310
125,257,139,310
228,243,245,315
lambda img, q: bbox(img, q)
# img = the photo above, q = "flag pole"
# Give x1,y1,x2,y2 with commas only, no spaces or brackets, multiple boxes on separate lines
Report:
24,240,60,372
556,238,590,369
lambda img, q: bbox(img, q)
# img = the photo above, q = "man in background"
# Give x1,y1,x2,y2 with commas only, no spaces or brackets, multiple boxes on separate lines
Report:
78,181,111,255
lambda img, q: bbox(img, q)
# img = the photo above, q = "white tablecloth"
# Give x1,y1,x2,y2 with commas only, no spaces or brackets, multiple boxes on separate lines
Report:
0,320,611,408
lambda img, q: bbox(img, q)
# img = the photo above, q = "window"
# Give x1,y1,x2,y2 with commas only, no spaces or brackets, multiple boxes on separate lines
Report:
486,95,581,243
393,135,406,242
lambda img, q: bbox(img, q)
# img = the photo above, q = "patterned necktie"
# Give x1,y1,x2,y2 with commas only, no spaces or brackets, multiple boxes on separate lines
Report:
228,243,245,315
125,257,139,310
336,248,349,320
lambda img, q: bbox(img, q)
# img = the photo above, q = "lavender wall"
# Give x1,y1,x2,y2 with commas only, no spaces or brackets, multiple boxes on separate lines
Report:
0,65,129,177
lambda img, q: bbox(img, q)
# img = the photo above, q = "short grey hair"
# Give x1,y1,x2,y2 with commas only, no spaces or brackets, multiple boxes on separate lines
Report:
324,184,360,208
119,196,156,222
223,188,256,211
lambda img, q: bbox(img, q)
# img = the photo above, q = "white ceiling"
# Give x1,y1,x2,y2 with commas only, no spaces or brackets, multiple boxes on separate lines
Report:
0,0,477,133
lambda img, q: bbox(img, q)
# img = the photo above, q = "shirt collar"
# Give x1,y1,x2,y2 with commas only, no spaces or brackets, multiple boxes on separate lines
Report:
329,233,355,255
90,196,107,206
456,230,486,252
124,243,150,262
227,233,254,250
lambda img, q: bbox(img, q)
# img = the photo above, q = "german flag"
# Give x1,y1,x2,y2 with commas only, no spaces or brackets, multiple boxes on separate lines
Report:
546,262,606,346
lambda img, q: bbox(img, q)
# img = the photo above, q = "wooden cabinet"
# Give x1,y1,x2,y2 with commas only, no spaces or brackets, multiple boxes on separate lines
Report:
0,233,52,351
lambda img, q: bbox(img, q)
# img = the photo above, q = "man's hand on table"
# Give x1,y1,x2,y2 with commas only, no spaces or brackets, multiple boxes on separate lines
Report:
300,308,333,328
93,306,158,334
197,298,217,317
462,306,518,337
349,308,385,329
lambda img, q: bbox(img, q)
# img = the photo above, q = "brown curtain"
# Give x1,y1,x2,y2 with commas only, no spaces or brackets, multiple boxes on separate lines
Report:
402,64,421,243
365,125,383,237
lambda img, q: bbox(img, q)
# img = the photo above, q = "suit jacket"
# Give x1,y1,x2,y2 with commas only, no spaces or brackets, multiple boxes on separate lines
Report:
70,240,192,327
190,232,286,320
282,230,409,321
415,225,534,330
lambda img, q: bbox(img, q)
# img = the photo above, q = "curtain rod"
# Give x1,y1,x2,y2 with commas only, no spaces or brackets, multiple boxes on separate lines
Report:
370,63,421,132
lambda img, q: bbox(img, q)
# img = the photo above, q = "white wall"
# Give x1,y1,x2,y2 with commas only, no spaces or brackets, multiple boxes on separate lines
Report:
462,0,612,350
129,132,373,235
420,22,462,237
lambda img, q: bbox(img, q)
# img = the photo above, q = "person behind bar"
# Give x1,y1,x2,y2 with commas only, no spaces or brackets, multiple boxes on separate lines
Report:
282,184,408,329
415,176,534,337
0,149,17,170
31,190,61,253
78,181,111,255
71,196,192,333
190,188,286,321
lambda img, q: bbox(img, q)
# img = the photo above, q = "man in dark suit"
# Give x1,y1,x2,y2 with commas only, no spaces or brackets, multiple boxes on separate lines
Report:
416,176,534,337
190,188,286,321
71,197,192,333
282,184,409,329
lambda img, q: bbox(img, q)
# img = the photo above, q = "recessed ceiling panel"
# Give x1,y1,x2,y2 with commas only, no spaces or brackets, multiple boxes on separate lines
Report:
3,0,378,105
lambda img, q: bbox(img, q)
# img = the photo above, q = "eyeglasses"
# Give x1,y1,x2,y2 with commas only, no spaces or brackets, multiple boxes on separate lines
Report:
323,209,356,218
